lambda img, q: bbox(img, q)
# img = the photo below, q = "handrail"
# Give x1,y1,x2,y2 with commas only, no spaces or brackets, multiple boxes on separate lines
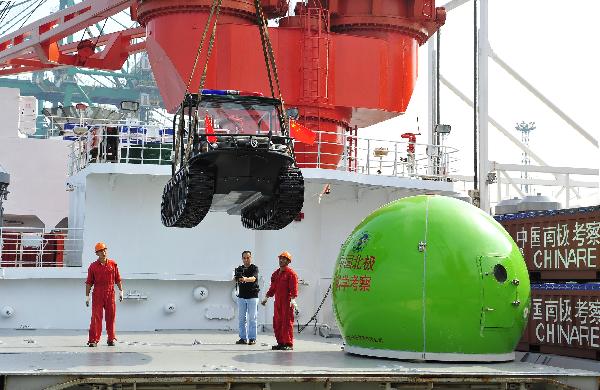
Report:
27,115,173,139
64,121,459,181
0,227,84,268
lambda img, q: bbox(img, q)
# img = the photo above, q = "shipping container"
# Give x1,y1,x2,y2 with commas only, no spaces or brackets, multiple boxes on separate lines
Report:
495,206,600,281
518,283,600,360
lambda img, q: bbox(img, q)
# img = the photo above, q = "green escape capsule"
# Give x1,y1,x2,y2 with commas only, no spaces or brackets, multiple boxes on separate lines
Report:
333,195,530,361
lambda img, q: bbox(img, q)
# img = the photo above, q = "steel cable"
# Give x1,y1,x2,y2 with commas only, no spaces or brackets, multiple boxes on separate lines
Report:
0,0,35,30
184,0,222,166
0,0,40,35
0,2,13,25
253,0,290,139
185,0,221,95
18,0,44,29
297,283,332,334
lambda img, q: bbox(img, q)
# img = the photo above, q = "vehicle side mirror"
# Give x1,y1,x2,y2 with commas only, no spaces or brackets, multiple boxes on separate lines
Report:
286,107,299,120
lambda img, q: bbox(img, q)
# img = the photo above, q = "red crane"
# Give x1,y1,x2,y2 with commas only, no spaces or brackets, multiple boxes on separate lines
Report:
0,0,445,168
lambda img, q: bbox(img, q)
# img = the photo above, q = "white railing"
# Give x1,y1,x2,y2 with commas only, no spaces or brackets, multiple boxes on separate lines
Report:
68,123,173,175
0,227,83,268
295,132,459,180
66,124,459,181
25,115,174,139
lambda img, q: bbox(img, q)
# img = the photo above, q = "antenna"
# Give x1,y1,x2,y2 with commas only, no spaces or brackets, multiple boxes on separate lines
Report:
514,121,536,194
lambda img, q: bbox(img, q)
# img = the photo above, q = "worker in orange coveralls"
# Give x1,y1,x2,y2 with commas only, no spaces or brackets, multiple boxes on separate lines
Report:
261,251,298,351
85,242,123,347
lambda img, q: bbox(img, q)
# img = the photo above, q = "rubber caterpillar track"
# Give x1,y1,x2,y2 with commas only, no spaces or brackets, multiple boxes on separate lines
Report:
161,162,215,228
241,165,304,230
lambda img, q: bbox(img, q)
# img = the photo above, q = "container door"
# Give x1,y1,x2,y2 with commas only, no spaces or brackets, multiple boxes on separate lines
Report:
479,255,516,328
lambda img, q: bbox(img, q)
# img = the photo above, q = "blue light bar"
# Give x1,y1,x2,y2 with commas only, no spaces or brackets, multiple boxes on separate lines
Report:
201,89,240,96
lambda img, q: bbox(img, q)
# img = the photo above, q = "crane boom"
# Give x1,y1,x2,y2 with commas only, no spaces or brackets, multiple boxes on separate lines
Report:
0,0,138,74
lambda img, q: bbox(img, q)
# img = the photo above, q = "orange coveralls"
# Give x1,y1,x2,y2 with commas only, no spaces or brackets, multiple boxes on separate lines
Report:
86,259,121,343
265,266,298,346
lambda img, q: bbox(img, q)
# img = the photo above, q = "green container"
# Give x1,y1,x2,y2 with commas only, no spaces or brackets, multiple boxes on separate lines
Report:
333,195,530,361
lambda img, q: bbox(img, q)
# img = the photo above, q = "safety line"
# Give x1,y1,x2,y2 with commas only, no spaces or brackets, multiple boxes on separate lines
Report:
421,196,430,358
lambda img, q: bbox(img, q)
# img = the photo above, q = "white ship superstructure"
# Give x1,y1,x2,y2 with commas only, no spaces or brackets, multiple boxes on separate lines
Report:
0,86,458,332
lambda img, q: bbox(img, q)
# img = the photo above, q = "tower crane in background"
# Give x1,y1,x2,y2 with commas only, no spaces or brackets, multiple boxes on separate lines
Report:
0,0,163,134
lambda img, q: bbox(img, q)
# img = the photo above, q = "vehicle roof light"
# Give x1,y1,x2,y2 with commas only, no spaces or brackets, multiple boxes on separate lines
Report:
201,89,239,96
201,89,264,97
238,91,264,97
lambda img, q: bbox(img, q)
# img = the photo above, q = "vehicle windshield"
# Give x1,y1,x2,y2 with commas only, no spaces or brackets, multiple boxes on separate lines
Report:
196,99,283,136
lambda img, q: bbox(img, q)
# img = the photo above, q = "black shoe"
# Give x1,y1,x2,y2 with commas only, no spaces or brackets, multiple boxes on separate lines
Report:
236,339,248,345
107,340,116,346
248,339,256,345
271,344,283,350
281,345,293,351
87,342,97,347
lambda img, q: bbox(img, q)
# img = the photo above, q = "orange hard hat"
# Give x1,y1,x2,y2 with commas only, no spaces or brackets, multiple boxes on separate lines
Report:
278,251,292,262
94,242,107,252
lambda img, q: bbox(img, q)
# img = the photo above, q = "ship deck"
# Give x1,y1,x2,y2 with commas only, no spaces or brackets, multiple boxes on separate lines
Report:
0,329,599,390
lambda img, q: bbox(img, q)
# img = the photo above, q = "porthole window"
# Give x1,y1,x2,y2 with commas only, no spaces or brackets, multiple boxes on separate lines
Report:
493,264,507,283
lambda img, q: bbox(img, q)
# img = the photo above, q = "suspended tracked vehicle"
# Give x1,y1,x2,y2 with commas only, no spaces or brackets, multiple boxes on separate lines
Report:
160,90,304,230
